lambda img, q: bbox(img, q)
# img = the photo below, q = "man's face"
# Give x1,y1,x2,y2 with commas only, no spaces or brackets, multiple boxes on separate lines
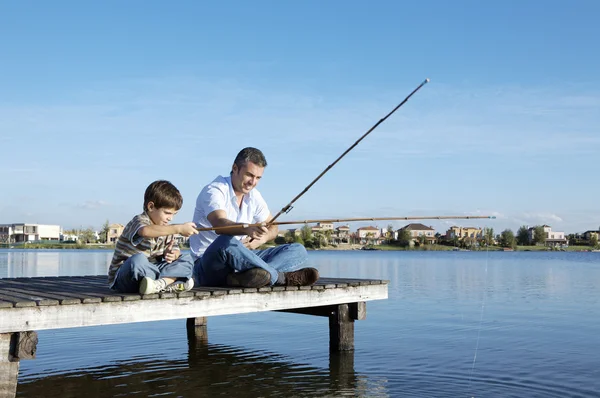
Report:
232,161,264,195
147,203,178,225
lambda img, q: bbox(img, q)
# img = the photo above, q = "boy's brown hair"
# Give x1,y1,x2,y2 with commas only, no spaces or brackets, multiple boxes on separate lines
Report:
143,180,183,212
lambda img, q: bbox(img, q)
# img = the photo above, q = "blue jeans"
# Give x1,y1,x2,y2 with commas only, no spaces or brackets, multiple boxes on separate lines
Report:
194,235,308,286
112,253,194,293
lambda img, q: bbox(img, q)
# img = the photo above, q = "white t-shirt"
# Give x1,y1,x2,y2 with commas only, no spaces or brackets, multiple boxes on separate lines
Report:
189,175,270,258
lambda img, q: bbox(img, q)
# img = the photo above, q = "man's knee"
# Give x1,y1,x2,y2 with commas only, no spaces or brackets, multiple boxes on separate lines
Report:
287,243,308,258
213,235,239,247
206,235,242,257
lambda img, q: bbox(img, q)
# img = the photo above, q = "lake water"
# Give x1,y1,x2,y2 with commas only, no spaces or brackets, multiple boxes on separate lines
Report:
1,249,599,397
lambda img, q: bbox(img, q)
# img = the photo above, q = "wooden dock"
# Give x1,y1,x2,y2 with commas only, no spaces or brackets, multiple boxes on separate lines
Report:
0,275,388,398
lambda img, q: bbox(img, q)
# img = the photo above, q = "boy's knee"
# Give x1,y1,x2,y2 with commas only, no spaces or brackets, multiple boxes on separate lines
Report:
178,252,194,264
128,253,148,270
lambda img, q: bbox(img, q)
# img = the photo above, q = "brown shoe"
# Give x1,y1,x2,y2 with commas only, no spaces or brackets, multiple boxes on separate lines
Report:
226,268,271,288
284,267,319,286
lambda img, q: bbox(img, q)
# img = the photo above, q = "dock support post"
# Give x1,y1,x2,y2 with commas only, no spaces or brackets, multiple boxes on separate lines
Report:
329,304,361,352
0,332,37,398
186,317,208,345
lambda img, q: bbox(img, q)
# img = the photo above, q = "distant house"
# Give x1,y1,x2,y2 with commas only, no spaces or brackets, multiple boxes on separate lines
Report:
399,223,436,243
446,226,482,240
288,228,302,237
357,226,382,245
60,233,79,242
528,225,567,247
0,223,61,244
331,225,350,244
107,223,125,243
311,222,334,234
583,229,600,242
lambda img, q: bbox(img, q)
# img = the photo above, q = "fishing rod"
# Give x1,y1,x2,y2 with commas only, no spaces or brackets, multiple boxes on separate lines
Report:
270,78,430,223
196,215,494,233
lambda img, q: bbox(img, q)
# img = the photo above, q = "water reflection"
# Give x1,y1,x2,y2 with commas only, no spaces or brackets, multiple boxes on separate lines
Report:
17,341,370,398
0,250,112,278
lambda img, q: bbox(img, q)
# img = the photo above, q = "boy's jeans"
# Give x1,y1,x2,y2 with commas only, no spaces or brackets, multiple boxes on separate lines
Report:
112,253,194,293
194,235,308,286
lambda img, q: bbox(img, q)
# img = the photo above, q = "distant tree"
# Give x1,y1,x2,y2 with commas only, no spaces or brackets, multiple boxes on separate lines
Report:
533,225,546,245
397,229,411,247
590,234,599,248
483,227,494,246
79,227,96,244
417,234,427,245
301,225,312,242
386,224,395,243
516,225,530,245
463,236,476,249
313,231,326,248
284,230,294,243
451,235,459,247
293,234,304,245
499,229,516,248
99,220,110,243
324,229,332,245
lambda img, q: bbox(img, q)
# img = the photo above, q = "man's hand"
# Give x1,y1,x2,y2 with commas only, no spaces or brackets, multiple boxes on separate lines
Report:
163,239,180,263
177,222,198,237
242,236,266,250
244,224,269,241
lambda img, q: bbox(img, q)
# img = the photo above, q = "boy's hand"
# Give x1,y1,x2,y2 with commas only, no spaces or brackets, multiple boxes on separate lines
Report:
178,222,198,237
163,239,180,263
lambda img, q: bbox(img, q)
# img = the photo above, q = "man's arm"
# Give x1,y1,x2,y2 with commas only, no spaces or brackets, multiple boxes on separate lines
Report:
263,213,278,242
207,210,270,240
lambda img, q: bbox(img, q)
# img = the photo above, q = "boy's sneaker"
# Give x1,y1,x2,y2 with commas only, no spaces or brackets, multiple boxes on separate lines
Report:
284,267,319,286
139,277,168,294
163,278,194,293
226,268,271,288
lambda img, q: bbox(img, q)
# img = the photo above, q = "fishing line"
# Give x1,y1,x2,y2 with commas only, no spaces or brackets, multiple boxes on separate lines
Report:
467,225,491,397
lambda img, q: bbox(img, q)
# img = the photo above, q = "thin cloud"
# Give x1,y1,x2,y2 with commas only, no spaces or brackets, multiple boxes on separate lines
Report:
75,200,109,210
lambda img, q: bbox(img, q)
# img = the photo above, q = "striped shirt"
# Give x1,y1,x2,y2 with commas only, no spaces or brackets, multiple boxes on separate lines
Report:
107,212,178,287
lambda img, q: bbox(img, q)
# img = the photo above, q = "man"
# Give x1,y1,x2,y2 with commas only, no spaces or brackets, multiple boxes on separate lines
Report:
190,147,319,288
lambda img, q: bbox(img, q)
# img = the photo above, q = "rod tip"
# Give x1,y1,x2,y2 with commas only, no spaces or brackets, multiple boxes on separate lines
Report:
490,216,497,219
425,78,430,83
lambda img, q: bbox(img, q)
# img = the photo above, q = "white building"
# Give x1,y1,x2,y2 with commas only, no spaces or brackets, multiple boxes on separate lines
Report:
0,223,61,243
528,225,567,247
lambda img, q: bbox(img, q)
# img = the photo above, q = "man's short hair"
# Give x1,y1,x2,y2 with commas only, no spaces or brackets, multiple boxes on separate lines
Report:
143,180,183,211
233,147,267,171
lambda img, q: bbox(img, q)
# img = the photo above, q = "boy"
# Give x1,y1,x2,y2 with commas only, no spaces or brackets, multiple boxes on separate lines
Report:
108,180,199,294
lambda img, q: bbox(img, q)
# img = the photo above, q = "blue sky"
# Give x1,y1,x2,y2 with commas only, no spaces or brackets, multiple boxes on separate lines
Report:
1,0,599,235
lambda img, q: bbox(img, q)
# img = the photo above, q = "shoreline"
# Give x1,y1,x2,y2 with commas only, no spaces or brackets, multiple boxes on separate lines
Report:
2,243,596,253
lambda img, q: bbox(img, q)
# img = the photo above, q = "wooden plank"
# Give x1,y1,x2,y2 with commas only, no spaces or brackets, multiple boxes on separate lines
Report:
0,283,388,333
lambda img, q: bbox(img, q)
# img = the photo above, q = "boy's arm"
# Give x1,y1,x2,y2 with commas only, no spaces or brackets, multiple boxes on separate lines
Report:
139,222,198,238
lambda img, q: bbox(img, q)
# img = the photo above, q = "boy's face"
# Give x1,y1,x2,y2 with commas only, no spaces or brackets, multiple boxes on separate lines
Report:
146,202,178,225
